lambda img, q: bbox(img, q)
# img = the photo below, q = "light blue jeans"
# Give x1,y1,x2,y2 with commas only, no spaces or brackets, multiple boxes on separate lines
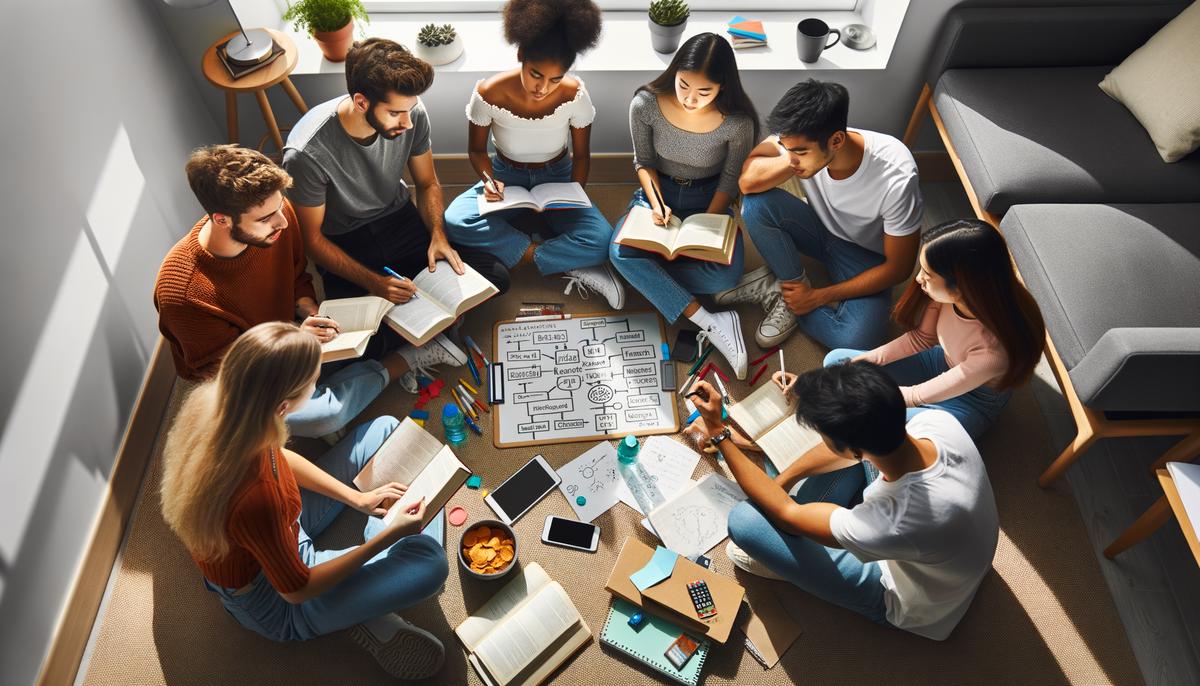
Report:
824,347,1011,442
727,462,889,625
442,154,614,274
285,359,390,438
741,188,893,350
203,416,449,641
608,175,745,323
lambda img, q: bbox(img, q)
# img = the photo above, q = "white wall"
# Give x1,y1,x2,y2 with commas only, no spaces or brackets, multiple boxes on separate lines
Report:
0,0,221,684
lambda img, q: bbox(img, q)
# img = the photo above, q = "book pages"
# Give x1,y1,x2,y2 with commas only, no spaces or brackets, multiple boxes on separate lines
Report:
472,582,580,685
384,446,468,524
758,420,825,474
317,295,390,332
353,417,443,491
727,383,795,440
457,562,553,650
413,261,496,316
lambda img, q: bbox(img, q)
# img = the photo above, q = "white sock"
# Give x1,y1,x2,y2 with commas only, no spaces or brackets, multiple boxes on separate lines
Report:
687,305,715,331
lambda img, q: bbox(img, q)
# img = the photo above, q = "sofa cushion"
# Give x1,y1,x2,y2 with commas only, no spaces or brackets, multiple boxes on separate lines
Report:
1002,204,1200,412
934,67,1200,214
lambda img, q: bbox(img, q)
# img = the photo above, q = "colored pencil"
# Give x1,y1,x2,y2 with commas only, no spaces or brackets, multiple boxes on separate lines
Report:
749,362,768,386
750,346,780,366
459,378,478,395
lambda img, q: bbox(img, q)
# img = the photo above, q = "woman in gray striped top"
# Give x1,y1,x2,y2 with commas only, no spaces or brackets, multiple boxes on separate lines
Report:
609,33,759,378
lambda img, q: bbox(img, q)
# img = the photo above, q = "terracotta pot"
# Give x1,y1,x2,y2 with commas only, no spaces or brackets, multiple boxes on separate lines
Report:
313,19,355,62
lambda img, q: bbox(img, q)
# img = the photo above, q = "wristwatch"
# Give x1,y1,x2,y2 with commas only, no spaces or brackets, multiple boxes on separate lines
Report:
708,426,732,450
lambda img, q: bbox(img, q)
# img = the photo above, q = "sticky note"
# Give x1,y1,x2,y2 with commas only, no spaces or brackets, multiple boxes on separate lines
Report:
630,545,678,592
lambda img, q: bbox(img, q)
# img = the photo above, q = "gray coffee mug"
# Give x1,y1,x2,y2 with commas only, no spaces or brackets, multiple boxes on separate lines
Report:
797,18,840,63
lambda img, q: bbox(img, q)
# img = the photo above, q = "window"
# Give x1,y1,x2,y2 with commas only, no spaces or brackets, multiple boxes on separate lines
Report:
364,1,858,13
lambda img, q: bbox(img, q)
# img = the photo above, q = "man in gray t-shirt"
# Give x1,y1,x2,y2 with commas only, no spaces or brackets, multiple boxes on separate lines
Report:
283,39,509,304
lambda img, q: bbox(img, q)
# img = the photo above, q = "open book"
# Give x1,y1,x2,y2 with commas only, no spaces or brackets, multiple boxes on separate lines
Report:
615,205,737,264
455,562,592,686
315,296,393,363
352,417,470,527
477,182,592,215
727,382,825,474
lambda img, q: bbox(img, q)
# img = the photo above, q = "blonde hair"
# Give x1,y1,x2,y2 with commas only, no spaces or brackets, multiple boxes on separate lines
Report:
161,322,319,560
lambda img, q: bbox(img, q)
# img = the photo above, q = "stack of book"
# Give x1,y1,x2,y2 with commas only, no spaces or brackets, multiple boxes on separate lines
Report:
727,16,767,49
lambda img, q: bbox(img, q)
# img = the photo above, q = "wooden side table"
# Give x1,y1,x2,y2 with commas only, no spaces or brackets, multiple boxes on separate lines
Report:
202,28,308,152
1103,429,1200,563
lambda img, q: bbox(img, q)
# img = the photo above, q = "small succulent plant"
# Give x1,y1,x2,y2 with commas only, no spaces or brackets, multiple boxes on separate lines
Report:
418,23,458,47
649,0,690,27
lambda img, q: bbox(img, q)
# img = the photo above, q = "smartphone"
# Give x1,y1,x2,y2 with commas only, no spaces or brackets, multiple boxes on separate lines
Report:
484,454,561,525
671,329,699,363
541,515,600,553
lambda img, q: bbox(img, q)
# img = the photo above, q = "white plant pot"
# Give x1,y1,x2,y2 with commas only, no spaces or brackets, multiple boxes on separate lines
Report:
416,36,464,66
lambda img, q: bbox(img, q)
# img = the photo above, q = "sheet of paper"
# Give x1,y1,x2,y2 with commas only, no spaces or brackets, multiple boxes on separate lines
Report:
556,442,622,522
629,545,678,592
648,473,748,559
1167,462,1200,532
616,437,702,515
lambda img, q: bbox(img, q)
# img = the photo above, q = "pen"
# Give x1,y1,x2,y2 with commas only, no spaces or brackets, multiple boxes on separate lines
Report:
779,349,786,377
465,355,481,385
482,170,502,199
463,413,483,436
464,335,490,367
514,314,572,321
382,266,418,300
455,387,479,421
649,181,668,219
687,344,713,376
712,373,730,404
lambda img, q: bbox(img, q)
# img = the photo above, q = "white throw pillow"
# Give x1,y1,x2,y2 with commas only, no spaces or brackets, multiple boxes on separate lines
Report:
1099,2,1200,163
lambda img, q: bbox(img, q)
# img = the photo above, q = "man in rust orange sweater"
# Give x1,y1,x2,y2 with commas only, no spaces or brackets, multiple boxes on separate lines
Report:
154,146,468,438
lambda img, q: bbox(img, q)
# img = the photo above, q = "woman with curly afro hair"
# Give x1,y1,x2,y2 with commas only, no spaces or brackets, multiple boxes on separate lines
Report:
443,0,626,309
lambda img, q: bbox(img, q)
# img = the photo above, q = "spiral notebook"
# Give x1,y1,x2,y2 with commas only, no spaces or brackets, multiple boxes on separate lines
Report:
600,598,710,686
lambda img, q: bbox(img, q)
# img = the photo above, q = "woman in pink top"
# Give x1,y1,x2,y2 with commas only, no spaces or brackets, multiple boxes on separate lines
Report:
823,219,1045,440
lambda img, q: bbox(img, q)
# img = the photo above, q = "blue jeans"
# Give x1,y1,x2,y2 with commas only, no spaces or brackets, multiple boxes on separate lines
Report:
285,359,390,438
824,347,1011,442
443,155,614,274
204,416,449,641
727,463,889,625
608,176,745,323
741,188,893,350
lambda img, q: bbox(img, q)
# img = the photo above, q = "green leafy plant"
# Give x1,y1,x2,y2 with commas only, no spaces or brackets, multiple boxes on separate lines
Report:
283,0,369,35
418,23,458,48
648,0,689,27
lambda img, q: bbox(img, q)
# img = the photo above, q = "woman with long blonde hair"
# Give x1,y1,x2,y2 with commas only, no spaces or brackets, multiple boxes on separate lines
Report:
161,322,448,680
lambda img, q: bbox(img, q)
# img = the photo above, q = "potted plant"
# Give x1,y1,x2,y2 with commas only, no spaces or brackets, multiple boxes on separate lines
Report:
415,23,464,66
283,0,369,63
648,0,689,54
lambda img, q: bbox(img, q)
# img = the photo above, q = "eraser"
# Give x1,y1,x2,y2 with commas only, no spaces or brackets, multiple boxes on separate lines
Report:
466,474,483,489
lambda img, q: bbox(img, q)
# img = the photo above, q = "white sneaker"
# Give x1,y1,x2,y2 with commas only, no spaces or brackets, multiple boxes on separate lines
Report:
397,370,419,394
755,294,799,348
399,334,468,379
562,264,626,310
725,541,785,581
350,614,445,680
697,310,747,380
714,265,778,307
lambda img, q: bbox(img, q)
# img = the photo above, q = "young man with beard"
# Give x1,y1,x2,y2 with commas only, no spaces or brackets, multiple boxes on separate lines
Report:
154,146,449,439
284,38,508,368
719,80,923,351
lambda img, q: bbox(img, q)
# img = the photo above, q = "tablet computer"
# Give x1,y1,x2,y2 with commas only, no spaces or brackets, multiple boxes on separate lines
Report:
484,454,561,525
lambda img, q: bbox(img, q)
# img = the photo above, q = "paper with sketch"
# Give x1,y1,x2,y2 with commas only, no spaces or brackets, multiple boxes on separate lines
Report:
557,442,622,522
615,437,702,515
648,474,748,559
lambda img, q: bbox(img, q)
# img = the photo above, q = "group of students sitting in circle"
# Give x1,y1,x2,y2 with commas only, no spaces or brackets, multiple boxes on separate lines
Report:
152,0,1047,679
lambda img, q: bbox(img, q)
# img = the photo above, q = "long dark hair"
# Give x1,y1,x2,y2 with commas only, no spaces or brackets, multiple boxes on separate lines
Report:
894,220,1046,390
638,33,760,140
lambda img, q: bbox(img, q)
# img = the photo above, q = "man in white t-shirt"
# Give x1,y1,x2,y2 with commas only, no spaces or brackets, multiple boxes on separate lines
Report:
688,361,998,640
720,80,923,350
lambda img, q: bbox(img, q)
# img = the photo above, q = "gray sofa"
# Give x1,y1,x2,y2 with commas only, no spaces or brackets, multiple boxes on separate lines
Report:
912,4,1200,485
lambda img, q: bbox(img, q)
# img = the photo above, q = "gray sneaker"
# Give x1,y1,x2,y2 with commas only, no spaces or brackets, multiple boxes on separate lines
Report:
562,264,626,310
755,294,798,348
399,334,469,379
697,310,748,380
397,370,419,394
350,615,446,680
714,265,778,307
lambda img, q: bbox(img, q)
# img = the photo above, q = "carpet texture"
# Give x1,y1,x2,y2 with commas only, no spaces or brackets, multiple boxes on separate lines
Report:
81,185,1141,686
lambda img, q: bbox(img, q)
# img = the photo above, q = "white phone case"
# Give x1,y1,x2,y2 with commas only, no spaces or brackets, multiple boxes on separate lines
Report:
541,515,600,552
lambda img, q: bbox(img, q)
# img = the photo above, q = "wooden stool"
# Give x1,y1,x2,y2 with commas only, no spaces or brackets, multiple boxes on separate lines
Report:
202,28,308,153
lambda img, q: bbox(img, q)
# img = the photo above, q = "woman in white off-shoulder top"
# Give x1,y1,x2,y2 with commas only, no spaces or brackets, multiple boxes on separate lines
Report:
443,0,624,308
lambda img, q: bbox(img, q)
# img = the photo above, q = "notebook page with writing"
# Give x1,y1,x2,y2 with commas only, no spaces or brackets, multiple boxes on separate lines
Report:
353,417,443,491
757,419,825,473
413,262,496,316
383,294,454,341
472,582,581,685
457,562,553,650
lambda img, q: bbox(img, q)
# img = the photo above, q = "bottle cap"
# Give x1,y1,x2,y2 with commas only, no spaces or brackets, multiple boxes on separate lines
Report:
616,435,640,463
443,404,460,417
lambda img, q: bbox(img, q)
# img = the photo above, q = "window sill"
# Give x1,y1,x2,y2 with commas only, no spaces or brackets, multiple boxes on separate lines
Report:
284,4,908,75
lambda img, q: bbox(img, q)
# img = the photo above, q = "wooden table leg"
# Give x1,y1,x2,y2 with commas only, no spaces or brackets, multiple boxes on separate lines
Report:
1148,428,1200,474
1104,495,1172,559
224,91,239,144
254,89,284,152
281,77,308,114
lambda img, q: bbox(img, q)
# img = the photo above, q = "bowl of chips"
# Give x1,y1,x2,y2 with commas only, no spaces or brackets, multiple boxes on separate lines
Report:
459,520,518,580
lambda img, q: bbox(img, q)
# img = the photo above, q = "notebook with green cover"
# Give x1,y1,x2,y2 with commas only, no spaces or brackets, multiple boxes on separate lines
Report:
600,598,710,686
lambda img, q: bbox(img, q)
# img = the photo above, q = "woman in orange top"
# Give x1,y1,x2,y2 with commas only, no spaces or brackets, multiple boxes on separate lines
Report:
160,322,448,680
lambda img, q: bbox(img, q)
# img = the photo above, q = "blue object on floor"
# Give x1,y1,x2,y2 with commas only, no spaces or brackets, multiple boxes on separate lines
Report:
576,496,587,506
466,474,483,489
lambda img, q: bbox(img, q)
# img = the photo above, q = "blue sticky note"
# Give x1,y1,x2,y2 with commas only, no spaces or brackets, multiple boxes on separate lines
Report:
630,545,678,592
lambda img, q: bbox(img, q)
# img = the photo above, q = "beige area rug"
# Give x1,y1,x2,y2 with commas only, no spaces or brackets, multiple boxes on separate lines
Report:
83,185,1141,686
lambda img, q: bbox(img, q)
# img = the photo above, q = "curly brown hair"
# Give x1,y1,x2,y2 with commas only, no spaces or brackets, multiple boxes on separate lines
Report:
185,145,291,220
502,0,602,67
345,38,434,102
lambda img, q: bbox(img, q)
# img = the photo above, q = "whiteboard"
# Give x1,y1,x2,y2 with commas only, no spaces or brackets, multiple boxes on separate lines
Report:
491,311,680,447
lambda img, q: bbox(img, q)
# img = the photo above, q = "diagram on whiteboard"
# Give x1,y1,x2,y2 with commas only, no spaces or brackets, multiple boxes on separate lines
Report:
492,311,679,447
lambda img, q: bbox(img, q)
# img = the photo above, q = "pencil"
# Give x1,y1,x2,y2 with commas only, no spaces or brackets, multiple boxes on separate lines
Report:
779,349,786,376
459,378,478,395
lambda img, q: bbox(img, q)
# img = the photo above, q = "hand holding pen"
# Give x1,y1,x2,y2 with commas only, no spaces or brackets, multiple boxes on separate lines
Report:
300,314,340,343
377,266,418,304
649,181,672,226
482,171,505,202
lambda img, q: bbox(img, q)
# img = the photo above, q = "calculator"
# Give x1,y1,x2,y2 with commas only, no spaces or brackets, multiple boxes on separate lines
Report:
686,580,717,619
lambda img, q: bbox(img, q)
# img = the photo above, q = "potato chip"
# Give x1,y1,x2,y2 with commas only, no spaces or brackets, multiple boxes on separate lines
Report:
476,526,491,540
499,547,514,562
487,536,500,548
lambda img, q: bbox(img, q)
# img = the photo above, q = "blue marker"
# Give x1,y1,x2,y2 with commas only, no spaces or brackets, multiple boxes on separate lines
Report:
382,266,418,299
465,354,481,385
661,343,670,360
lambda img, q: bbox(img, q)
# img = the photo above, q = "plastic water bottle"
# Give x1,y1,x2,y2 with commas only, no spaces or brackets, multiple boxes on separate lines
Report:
442,404,467,446
616,435,664,514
